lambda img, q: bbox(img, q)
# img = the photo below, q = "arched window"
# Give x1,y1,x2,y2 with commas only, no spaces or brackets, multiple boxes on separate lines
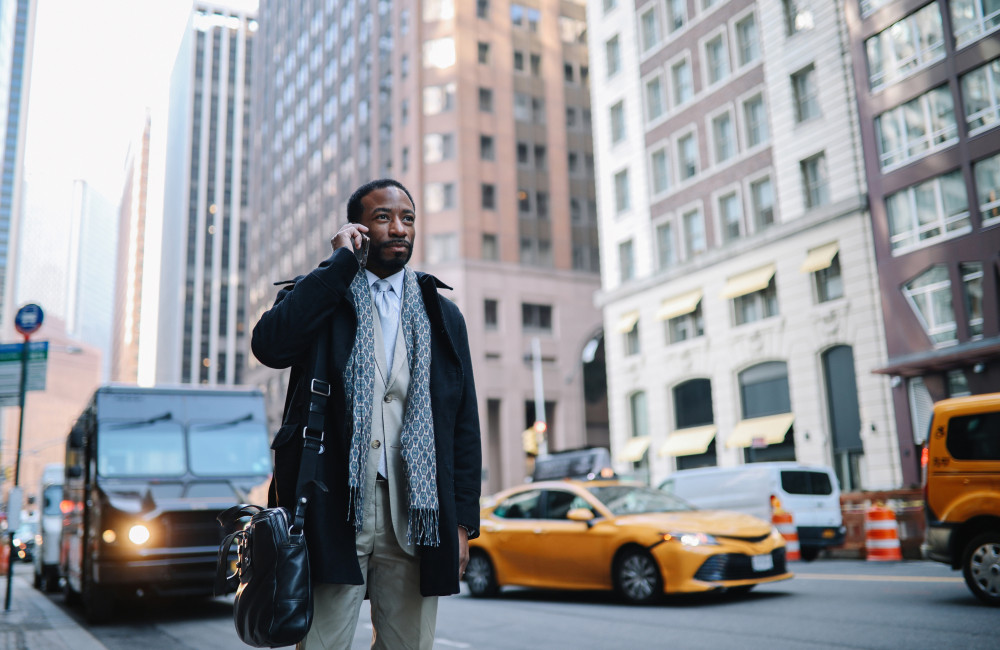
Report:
671,379,717,470
738,362,795,462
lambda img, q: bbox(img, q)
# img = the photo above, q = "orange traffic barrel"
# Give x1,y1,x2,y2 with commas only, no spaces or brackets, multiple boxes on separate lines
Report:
865,502,902,561
773,509,801,561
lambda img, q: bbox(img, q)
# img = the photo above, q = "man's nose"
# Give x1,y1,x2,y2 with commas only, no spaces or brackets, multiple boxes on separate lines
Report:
388,216,407,235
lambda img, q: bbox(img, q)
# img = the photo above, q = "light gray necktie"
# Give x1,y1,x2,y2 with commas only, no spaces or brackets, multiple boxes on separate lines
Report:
373,279,397,366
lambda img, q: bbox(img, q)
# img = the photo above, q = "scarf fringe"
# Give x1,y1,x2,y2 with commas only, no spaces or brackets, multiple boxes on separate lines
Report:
406,507,441,547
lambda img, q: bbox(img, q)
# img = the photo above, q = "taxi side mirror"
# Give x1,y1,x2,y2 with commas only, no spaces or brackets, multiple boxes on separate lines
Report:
566,508,595,524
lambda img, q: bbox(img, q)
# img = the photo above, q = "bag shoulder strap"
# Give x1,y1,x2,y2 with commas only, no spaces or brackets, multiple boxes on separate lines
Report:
292,327,331,530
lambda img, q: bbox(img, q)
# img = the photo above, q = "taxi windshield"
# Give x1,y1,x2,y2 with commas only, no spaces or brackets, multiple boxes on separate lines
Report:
588,485,695,515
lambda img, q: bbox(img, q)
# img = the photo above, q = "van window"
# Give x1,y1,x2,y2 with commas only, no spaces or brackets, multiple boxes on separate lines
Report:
945,411,1000,461
43,485,62,515
780,470,833,495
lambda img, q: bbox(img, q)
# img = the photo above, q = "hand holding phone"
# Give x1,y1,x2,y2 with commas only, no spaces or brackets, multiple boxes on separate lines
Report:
355,234,370,268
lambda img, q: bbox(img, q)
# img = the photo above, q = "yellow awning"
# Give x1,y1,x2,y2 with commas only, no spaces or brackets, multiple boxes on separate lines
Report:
725,414,795,449
658,425,717,457
656,289,703,321
800,242,839,274
614,310,640,334
720,264,776,300
617,436,651,462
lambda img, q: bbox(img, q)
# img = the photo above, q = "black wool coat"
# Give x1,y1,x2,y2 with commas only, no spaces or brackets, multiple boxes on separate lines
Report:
251,247,483,597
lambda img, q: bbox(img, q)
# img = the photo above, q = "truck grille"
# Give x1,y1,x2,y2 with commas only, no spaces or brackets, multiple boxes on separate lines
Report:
693,548,787,582
159,511,226,549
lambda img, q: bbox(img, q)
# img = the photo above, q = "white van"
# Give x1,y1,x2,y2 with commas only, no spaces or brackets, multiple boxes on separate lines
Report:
33,463,63,592
659,462,845,561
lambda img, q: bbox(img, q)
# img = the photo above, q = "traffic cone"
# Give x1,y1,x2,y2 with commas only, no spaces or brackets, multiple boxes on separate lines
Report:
773,509,800,561
865,502,902,561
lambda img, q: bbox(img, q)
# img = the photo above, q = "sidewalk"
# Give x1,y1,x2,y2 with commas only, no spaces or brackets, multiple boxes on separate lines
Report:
0,568,107,650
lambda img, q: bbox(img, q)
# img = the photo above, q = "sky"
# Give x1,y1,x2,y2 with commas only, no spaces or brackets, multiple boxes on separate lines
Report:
17,0,192,323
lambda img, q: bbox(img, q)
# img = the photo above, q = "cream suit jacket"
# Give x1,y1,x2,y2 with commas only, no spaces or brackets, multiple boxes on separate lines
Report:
363,305,416,556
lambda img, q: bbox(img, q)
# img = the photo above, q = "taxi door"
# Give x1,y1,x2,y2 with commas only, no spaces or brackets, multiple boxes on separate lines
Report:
527,488,613,590
482,489,545,587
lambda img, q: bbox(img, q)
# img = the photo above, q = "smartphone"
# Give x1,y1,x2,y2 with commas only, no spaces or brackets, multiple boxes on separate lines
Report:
355,234,370,268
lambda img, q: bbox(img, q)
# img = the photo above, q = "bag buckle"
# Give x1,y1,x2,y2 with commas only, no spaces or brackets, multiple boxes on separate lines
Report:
302,426,324,443
310,378,331,397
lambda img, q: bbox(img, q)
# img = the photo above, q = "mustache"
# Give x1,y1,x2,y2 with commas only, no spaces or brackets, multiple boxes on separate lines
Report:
377,239,411,250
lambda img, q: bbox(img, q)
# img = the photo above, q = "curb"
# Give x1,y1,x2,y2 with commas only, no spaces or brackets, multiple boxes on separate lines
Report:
0,571,108,650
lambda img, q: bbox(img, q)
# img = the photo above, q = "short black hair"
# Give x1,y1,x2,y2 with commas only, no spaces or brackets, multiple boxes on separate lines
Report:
346,179,416,223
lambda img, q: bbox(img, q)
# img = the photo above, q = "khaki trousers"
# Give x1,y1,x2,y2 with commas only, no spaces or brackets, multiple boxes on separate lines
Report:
297,480,438,650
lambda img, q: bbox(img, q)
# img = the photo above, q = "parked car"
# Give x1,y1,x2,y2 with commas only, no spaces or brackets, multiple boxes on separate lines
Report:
465,480,792,604
659,462,845,561
33,463,64,592
922,392,1000,606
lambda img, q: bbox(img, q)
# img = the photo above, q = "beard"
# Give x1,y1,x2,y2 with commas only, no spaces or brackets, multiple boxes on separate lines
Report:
371,239,412,273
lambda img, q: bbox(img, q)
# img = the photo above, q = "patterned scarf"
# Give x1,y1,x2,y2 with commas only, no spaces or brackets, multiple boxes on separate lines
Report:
343,267,440,547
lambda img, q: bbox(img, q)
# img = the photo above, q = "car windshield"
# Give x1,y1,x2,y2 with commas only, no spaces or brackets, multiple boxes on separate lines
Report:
587,484,695,515
188,421,271,477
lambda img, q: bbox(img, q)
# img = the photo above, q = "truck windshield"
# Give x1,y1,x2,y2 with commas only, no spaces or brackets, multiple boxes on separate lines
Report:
43,485,62,515
98,420,186,477
188,422,271,476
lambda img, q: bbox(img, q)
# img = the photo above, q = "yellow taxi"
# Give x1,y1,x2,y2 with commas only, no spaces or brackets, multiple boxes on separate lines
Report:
465,480,792,604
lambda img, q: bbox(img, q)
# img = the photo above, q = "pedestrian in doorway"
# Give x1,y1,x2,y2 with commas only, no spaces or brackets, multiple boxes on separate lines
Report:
252,178,483,650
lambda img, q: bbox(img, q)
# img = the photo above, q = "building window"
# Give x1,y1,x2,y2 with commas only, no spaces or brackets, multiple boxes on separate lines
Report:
513,50,525,71
739,362,795,463
646,75,666,122
478,41,490,64
734,278,779,325
860,0,892,17
705,34,729,85
792,64,821,122
961,58,1000,135
671,59,694,106
480,135,495,160
564,62,574,82
522,303,553,332
424,182,455,211
610,101,626,143
423,133,455,163
534,145,547,170
619,239,635,282
479,87,494,112
678,133,698,180
683,208,706,257
423,83,456,114
886,171,970,252
427,233,458,263
815,254,844,303
624,320,641,356
481,183,496,210
667,0,686,32
423,37,456,69
518,188,531,213
865,4,945,89
650,148,670,195
606,35,621,77
656,221,676,270
875,85,958,169
750,177,775,229
962,262,984,339
484,299,499,330
903,265,956,345
532,97,546,123
614,169,631,213
603,0,617,13
950,0,1000,47
536,191,549,216
973,151,1000,225
719,192,742,243
743,94,768,148
801,153,829,208
712,112,736,164
568,151,579,174
783,0,813,35
629,392,647,438
511,4,540,30
672,379,716,469
482,233,499,260
517,142,529,165
736,13,760,66
477,0,489,19
530,53,541,76
668,304,704,344
640,8,660,52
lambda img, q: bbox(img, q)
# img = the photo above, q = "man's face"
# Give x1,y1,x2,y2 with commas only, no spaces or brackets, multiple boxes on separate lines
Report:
358,186,415,278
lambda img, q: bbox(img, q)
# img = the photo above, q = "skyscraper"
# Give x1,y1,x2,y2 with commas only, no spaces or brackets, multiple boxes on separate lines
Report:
843,0,1000,485
157,1,257,386
588,0,896,489
0,0,37,336
246,0,606,491
112,112,151,384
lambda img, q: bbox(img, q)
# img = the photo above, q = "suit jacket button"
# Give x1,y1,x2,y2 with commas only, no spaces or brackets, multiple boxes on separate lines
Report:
372,440,381,449
384,395,393,402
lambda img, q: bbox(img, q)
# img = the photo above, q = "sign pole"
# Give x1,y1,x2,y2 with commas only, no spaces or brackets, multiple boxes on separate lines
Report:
6,303,44,611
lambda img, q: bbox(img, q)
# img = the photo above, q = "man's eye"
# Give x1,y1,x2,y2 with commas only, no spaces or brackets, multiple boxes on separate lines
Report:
403,216,415,223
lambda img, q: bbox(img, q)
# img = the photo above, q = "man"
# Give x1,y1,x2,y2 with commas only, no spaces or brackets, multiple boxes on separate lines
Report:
251,179,482,650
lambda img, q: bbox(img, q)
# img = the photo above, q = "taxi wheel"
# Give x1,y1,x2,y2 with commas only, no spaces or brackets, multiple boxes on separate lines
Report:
465,551,499,598
962,532,1000,606
614,548,662,605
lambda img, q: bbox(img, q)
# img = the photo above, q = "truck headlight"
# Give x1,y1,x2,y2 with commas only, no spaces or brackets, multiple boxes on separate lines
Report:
128,524,151,545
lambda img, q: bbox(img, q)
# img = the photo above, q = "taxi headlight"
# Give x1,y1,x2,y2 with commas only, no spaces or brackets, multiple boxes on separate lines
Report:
665,531,719,547
128,524,151,545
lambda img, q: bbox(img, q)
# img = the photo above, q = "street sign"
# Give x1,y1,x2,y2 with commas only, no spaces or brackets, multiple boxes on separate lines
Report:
0,342,48,406
14,304,43,336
